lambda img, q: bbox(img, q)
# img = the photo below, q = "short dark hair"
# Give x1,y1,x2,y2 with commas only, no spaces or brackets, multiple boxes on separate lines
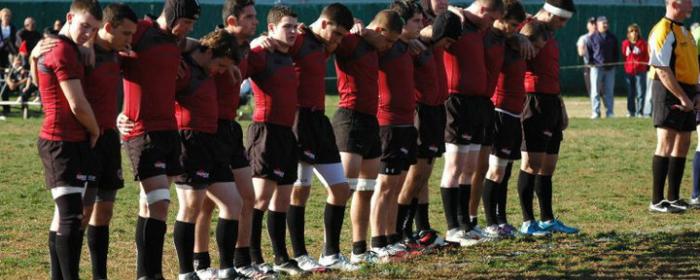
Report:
389,0,423,22
222,0,255,23
371,9,404,34
267,5,297,26
103,3,137,27
70,0,103,21
320,3,354,31
502,0,526,22
200,29,241,63
479,0,505,14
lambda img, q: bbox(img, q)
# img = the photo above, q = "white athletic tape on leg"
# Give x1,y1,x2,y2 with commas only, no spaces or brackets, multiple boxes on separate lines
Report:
489,155,509,168
51,186,85,199
294,162,314,187
348,178,359,190
355,179,376,191
145,189,170,205
139,189,147,204
468,144,482,152
313,163,348,188
445,143,469,153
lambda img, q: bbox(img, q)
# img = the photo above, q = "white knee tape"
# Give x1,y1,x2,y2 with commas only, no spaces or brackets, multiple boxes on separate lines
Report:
51,186,85,199
294,163,314,187
489,155,509,168
145,189,170,205
355,179,376,191
468,144,482,152
139,189,147,204
313,163,348,188
445,143,469,153
348,178,359,190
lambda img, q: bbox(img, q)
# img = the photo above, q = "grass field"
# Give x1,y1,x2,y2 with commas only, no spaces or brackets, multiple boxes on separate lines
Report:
2,96,700,279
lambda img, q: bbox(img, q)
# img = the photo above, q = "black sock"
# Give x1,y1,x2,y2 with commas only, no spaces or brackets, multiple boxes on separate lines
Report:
534,175,554,221
517,170,536,222
387,233,401,244
352,241,367,255
370,236,387,249
234,247,252,268
268,211,290,265
403,199,417,237
497,163,513,225
135,216,146,278
216,218,238,269
458,184,472,231
286,205,307,257
144,218,166,278
440,188,460,230
652,155,670,204
323,203,346,256
54,193,83,280
668,157,686,201
396,203,411,238
87,225,109,279
414,203,430,231
174,221,196,274
193,252,211,271
49,231,62,280
482,179,499,226
250,209,265,264
470,216,478,228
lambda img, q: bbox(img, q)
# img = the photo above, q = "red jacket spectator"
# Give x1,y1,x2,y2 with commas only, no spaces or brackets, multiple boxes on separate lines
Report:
621,38,648,75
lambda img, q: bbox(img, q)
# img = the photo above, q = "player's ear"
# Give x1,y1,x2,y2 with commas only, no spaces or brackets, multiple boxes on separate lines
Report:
226,15,237,28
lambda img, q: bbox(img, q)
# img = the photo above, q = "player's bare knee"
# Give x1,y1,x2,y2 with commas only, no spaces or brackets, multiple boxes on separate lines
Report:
290,186,310,206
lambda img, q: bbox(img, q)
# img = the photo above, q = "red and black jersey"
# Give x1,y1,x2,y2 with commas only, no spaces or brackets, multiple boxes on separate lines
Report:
493,45,527,114
84,44,120,130
525,32,559,95
484,30,506,97
121,19,181,139
289,27,329,109
37,35,87,142
215,51,249,121
334,34,379,115
248,47,298,127
175,54,218,133
444,18,488,97
413,48,442,106
378,40,415,126
433,46,449,105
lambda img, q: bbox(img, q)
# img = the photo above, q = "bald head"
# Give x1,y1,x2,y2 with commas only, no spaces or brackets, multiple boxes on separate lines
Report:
666,0,693,21
24,17,36,31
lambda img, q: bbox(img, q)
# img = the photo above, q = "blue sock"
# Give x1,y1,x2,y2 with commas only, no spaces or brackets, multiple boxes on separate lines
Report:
693,151,700,199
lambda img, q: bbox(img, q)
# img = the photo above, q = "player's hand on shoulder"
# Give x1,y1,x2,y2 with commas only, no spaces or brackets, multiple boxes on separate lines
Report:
250,35,279,52
407,39,427,55
78,46,96,67
517,34,535,60
31,38,59,59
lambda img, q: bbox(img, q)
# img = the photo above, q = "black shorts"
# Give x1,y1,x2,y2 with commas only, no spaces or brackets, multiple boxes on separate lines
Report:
521,93,564,154
88,129,124,190
415,103,446,159
177,130,235,189
124,130,184,181
246,122,299,185
445,95,495,146
491,110,523,160
379,126,418,175
216,119,250,170
38,138,94,189
332,108,381,159
294,108,342,164
651,80,697,132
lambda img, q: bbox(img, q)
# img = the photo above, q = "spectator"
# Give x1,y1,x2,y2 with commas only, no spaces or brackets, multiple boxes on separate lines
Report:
577,17,596,96
15,17,41,68
1,55,25,120
0,8,17,69
52,19,62,33
621,23,649,117
587,16,619,118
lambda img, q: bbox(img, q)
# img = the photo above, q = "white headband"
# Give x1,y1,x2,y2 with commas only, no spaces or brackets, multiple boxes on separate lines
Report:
543,3,573,19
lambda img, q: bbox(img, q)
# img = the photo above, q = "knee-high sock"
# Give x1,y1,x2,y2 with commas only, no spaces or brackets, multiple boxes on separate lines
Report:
54,193,83,280
216,218,239,269
414,202,430,231
396,203,411,239
144,218,166,278
457,184,471,231
267,211,290,264
652,155,670,204
517,171,536,222
482,179,499,226
668,157,686,201
135,216,146,278
323,203,346,256
87,225,109,279
440,188,460,230
534,175,554,221
174,221,196,274
286,205,307,257
250,209,265,264
49,231,63,280
496,163,513,225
